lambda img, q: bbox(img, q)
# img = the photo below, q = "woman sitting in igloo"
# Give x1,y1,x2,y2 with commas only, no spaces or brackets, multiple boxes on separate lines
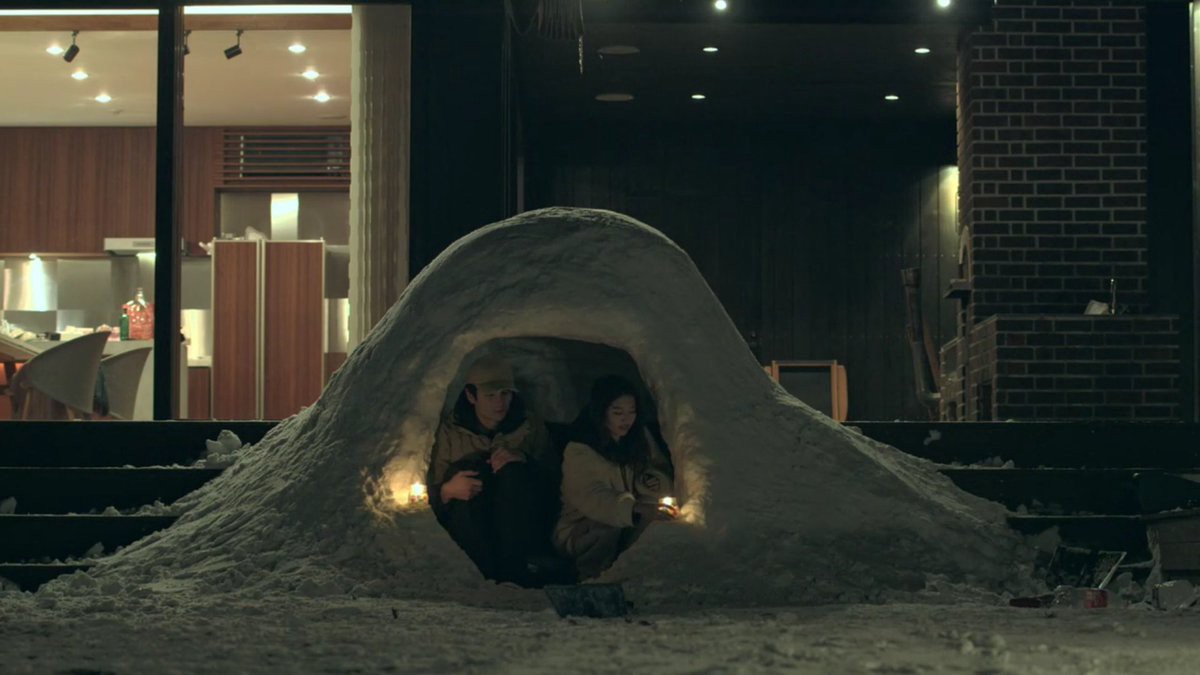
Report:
555,375,679,579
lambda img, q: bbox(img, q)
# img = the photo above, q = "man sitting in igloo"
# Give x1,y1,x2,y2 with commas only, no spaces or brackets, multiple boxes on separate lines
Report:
427,353,573,587
75,206,1031,610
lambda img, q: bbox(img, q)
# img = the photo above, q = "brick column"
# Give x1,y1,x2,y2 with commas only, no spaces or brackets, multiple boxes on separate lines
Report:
959,1,1148,321
954,1,1181,421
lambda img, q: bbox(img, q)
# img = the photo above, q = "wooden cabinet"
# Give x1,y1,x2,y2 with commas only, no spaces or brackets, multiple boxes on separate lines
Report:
186,366,212,420
0,126,222,253
211,239,324,420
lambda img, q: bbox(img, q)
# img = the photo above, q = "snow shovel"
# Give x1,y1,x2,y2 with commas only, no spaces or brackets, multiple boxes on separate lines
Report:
544,583,627,618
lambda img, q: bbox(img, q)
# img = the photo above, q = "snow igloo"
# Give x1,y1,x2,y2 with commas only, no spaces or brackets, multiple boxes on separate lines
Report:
85,207,1030,609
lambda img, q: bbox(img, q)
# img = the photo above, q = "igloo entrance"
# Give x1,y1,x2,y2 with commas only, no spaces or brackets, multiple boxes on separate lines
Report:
427,337,672,585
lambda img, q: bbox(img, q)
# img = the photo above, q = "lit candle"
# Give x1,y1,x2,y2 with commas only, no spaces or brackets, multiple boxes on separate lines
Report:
409,482,427,503
659,496,676,508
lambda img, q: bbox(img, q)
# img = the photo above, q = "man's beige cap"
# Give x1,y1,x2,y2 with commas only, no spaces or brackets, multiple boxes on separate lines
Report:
465,355,517,394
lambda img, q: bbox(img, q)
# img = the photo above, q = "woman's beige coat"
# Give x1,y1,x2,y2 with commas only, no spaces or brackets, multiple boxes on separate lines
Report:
554,429,672,550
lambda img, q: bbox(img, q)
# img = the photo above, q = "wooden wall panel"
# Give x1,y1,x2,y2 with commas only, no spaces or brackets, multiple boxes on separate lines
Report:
211,241,259,419
181,127,221,248
263,241,324,420
524,119,958,420
0,127,156,253
186,367,211,420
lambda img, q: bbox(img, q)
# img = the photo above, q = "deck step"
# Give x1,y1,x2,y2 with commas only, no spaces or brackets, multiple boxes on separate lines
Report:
0,515,176,561
940,467,1152,515
0,467,222,514
1007,514,1149,560
855,422,1200,469
0,421,274,467
0,563,92,592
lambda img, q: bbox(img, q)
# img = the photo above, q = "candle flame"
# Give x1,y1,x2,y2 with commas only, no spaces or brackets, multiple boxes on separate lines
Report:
659,496,676,508
409,482,427,503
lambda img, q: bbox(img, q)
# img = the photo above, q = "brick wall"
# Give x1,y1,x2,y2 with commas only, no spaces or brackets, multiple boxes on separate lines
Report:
967,315,1180,420
958,1,1149,322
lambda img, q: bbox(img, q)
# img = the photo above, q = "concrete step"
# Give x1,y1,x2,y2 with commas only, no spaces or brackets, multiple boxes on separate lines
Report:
0,515,176,561
855,422,1200,469
0,563,92,592
0,421,274,467
0,467,222,514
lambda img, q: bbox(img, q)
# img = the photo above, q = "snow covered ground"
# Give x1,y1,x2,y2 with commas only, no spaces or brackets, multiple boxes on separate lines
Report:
2,591,1199,673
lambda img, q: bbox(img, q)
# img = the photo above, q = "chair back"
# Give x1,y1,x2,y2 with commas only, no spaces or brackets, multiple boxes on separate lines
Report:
99,347,152,420
13,331,111,414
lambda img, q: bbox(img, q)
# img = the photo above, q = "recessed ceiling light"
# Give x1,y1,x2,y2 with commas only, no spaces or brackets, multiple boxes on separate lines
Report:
289,43,307,54
936,0,952,8
46,44,65,55
691,93,707,100
313,91,331,103
914,47,931,55
595,92,635,102
95,93,112,103
597,45,639,56
302,68,320,80
71,70,89,81
714,0,728,11
885,94,900,101
702,46,719,53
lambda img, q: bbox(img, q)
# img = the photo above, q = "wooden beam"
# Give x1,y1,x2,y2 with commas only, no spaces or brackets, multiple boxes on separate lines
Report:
0,15,350,31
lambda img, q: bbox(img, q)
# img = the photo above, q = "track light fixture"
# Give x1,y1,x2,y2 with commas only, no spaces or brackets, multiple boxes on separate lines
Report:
183,30,191,56
224,29,243,60
63,31,80,63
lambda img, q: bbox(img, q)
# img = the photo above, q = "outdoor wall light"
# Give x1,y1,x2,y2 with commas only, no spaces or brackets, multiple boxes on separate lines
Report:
62,31,80,63
714,0,728,11
224,30,244,59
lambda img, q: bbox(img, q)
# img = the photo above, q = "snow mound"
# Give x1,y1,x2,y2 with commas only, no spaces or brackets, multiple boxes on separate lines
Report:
60,207,1030,608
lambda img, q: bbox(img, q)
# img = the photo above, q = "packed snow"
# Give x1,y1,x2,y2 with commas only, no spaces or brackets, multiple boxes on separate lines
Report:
5,208,1197,672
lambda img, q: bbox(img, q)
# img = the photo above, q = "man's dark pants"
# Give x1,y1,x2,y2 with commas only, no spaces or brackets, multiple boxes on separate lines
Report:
435,457,554,583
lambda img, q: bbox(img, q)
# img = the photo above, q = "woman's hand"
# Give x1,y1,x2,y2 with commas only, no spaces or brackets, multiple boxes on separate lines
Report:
440,470,483,503
633,502,678,523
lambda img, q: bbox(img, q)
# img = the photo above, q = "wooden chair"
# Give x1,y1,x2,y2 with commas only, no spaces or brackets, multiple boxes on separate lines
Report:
10,331,110,420
97,347,152,420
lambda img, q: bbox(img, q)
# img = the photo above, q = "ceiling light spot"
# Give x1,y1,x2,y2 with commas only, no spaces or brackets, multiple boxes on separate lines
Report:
714,0,728,11
46,44,64,56
691,93,707,100
313,91,331,103
936,0,952,8
95,93,112,103
702,46,719,53
302,69,320,80
595,92,635,102
289,43,307,54
71,70,89,81
597,45,639,56
885,94,900,102
914,47,931,55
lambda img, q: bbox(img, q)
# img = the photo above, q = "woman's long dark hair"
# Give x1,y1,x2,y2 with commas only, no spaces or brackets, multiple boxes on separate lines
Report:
572,375,649,468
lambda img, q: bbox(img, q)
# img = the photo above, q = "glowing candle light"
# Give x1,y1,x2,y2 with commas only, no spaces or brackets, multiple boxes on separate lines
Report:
659,496,676,508
409,482,427,503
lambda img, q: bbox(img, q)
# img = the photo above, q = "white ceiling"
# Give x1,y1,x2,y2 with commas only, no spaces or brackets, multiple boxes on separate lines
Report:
0,29,350,126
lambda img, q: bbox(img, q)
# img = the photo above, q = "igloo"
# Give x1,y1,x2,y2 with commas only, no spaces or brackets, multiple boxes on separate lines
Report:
87,207,1029,609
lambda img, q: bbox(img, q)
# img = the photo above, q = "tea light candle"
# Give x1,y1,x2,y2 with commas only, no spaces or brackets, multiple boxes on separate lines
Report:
409,482,427,503
659,496,676,508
